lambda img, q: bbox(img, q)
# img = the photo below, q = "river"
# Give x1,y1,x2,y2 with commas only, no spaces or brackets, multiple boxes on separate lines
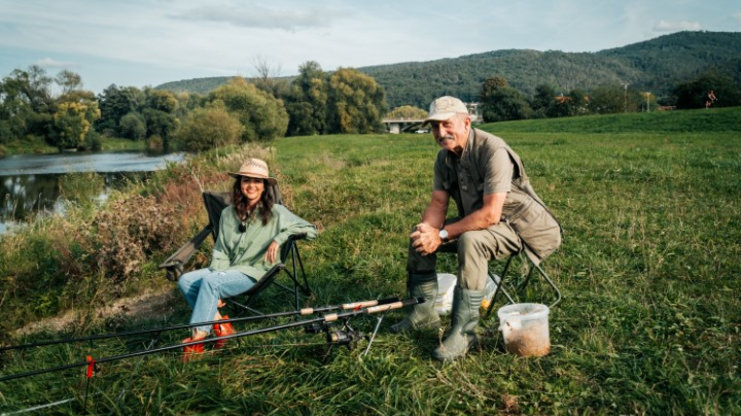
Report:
0,151,185,234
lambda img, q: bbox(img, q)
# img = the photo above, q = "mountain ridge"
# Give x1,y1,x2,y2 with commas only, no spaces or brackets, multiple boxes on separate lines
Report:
156,31,741,108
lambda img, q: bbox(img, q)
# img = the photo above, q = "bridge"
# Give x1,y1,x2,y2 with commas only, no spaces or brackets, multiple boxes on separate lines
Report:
381,118,427,134
382,102,481,134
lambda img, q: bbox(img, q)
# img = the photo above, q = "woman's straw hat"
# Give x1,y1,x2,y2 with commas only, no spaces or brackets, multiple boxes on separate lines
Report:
228,158,277,185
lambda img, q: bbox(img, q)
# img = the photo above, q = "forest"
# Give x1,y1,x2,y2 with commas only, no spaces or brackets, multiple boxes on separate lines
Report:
159,31,741,108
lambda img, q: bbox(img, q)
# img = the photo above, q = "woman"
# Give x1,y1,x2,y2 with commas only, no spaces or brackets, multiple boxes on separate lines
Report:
177,158,317,360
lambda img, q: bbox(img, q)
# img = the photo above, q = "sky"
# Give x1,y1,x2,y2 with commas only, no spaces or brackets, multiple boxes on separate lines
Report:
1,0,740,94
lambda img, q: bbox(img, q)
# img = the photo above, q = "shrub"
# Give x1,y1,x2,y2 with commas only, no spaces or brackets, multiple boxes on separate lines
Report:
92,194,182,281
177,104,242,151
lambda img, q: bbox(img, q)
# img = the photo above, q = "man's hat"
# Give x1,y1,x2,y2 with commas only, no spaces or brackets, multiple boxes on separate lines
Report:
424,96,469,122
228,158,277,185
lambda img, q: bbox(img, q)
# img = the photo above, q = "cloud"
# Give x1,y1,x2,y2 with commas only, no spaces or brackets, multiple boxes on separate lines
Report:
653,19,702,32
733,12,741,23
34,57,78,68
171,3,347,31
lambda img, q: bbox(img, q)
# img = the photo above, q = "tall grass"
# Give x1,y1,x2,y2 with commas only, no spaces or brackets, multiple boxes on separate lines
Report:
0,108,739,415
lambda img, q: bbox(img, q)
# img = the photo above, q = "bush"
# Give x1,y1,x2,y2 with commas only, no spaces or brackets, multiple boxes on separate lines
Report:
177,104,242,151
93,194,182,281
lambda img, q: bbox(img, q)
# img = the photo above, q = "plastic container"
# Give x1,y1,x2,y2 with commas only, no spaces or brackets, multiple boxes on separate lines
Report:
497,303,550,357
434,273,457,315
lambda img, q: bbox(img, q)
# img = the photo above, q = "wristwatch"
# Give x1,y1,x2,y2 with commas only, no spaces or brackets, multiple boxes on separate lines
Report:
438,228,449,242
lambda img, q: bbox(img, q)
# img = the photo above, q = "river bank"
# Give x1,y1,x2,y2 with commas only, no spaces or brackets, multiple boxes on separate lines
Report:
0,135,151,157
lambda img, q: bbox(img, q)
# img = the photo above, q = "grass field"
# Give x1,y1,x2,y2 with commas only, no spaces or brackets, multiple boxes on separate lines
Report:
0,108,739,415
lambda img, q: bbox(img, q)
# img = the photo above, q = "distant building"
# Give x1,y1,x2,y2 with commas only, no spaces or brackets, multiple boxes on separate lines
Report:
466,102,481,122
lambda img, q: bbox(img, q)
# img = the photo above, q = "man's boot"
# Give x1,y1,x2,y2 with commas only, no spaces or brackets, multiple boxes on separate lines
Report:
432,286,484,361
390,274,441,333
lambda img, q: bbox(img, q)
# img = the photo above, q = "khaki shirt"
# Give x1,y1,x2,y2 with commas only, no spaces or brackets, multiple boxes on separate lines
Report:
433,128,561,264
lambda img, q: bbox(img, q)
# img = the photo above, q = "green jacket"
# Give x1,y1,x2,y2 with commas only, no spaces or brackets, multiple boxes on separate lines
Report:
209,204,317,279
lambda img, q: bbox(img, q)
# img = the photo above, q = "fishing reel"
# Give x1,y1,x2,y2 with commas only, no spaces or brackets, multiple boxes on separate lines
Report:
304,321,364,350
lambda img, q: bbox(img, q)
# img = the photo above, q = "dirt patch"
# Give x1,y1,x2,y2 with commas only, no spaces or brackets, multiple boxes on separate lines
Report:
13,289,179,337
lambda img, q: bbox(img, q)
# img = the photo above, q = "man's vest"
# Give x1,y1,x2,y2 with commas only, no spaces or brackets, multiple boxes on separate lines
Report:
437,128,562,264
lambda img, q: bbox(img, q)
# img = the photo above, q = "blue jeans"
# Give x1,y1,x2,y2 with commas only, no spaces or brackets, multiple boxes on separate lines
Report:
178,268,256,334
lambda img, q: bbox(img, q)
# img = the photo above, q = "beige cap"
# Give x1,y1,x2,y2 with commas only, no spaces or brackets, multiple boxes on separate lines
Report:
424,96,469,122
228,158,277,185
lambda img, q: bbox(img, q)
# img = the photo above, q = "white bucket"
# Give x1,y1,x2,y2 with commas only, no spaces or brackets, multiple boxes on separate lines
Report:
497,303,550,357
434,273,457,315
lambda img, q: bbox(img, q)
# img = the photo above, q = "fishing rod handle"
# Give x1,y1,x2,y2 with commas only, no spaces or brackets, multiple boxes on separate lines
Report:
341,297,399,310
365,297,424,314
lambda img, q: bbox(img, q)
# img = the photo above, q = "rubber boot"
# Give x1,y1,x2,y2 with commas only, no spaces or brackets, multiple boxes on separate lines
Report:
432,286,484,361
390,274,441,333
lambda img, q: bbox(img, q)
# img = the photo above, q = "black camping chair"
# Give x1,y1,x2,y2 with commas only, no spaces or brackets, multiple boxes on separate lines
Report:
159,189,311,315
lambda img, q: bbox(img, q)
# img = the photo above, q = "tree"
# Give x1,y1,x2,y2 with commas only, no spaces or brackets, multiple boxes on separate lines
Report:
142,89,179,148
479,76,532,122
252,55,283,96
210,77,288,141
0,74,33,143
385,105,427,119
96,84,145,135
118,112,146,140
326,68,386,134
176,103,242,151
55,70,83,95
673,72,741,109
49,93,101,150
0,66,54,140
531,84,556,118
283,61,328,136
589,85,642,114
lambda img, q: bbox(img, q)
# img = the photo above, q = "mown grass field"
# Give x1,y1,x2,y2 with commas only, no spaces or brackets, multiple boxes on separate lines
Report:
1,108,739,415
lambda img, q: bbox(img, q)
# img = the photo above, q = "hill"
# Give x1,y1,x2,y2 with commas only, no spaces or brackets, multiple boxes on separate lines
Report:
156,31,741,108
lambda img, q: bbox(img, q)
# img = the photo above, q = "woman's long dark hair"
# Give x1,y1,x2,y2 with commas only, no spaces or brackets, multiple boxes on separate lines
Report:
232,177,275,225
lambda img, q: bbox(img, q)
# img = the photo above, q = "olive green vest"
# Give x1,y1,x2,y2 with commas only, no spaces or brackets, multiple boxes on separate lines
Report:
437,128,562,264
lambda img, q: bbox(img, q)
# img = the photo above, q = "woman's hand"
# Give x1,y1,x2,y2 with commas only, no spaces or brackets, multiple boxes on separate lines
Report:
264,241,280,263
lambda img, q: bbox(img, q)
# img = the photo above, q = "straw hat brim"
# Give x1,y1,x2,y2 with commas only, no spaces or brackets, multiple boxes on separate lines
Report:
228,172,278,185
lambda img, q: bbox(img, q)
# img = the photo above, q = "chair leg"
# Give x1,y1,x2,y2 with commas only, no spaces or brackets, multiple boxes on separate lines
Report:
485,254,517,317
516,257,562,308
532,261,562,308
485,253,562,316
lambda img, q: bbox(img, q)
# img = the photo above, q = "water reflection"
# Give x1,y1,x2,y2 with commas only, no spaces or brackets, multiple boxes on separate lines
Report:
0,151,185,232
1,171,151,222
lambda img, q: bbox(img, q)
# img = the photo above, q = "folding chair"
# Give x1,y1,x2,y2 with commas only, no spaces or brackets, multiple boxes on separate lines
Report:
438,243,561,316
483,248,561,317
159,189,312,315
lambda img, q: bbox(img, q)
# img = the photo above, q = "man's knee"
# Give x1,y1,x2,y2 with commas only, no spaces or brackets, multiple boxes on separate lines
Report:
456,232,487,259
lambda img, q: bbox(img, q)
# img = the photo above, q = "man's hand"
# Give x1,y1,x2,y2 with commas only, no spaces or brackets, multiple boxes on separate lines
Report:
411,223,442,256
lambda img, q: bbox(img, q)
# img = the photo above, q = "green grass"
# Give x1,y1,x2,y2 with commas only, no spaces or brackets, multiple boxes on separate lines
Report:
1,108,739,415
489,106,741,133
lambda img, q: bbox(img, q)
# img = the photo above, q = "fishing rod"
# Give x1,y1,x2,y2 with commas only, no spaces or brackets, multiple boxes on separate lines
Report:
0,297,423,383
0,297,401,352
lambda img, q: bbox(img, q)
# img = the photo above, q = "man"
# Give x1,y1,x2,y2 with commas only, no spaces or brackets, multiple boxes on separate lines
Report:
391,96,561,361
